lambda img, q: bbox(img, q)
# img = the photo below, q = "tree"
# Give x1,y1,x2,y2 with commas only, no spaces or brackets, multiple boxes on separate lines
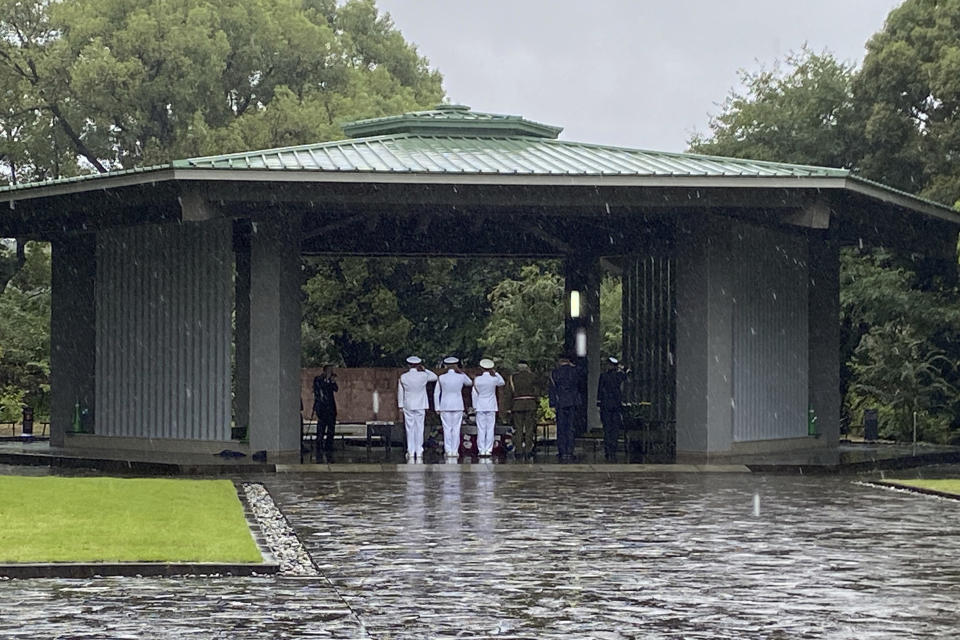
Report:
478,264,564,372
600,274,622,357
0,0,443,177
302,257,529,367
0,242,50,421
854,0,960,205
689,48,858,169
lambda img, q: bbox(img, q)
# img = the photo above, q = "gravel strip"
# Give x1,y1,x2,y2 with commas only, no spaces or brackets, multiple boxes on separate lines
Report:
241,482,319,576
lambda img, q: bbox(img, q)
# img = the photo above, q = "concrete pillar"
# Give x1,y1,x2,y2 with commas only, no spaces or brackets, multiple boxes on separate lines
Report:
49,235,96,447
564,254,601,433
674,216,734,455
808,234,840,445
236,214,302,456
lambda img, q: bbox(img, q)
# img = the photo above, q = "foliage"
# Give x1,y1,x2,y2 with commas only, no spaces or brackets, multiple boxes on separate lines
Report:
0,476,260,562
854,0,960,204
0,0,443,180
840,249,960,442
600,274,622,357
0,242,50,420
302,257,529,367
478,264,564,372
689,48,858,169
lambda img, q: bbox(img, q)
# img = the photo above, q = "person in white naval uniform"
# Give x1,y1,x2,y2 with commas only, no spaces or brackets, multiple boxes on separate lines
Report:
433,356,473,458
472,358,505,456
397,356,437,462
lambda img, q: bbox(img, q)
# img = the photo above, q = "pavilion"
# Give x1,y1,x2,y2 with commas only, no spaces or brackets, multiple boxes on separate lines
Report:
2,104,957,462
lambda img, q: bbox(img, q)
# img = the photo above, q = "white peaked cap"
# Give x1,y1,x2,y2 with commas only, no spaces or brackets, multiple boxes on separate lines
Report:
608,357,619,364
479,358,495,369
406,356,422,365
443,356,459,365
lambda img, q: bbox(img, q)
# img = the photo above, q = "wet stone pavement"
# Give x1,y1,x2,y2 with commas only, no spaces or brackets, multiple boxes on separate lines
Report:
2,472,960,638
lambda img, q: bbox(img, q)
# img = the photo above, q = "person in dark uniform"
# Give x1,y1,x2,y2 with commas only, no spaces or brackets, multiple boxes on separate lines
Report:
597,357,629,462
508,360,541,459
312,365,338,454
549,354,583,462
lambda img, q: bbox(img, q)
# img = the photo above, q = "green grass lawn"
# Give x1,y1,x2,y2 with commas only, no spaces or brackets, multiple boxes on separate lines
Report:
888,478,960,496
0,476,262,563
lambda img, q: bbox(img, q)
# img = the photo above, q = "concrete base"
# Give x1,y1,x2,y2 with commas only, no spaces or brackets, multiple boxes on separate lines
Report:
679,436,829,457
64,432,247,455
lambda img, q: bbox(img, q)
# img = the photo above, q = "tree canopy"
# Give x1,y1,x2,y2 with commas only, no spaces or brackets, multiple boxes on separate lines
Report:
0,0,442,181
855,0,960,205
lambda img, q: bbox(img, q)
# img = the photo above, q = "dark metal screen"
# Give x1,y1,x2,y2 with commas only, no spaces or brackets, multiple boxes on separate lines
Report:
622,253,676,426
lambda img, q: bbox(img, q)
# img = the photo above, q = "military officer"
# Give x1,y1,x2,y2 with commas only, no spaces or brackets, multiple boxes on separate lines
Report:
508,360,541,459
472,358,505,456
434,356,473,459
548,353,583,462
597,357,629,461
397,356,437,462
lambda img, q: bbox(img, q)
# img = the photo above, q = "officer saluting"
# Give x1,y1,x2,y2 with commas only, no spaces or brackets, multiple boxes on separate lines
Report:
472,358,505,457
398,356,437,462
434,356,473,459
597,357,630,462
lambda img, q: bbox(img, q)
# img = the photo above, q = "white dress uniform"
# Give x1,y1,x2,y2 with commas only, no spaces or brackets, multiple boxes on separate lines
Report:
472,369,505,455
433,367,473,457
398,363,438,460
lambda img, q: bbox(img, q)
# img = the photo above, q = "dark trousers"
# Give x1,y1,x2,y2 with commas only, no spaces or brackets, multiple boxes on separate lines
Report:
316,410,336,451
600,408,623,460
556,406,577,459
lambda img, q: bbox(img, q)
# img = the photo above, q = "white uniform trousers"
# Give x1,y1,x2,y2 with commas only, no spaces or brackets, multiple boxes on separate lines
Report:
440,411,463,456
403,409,425,457
476,411,496,455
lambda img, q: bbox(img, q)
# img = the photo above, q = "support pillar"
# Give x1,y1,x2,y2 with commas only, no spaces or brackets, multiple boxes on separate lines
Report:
49,235,96,447
236,215,302,456
808,234,840,444
674,216,734,455
564,254,601,434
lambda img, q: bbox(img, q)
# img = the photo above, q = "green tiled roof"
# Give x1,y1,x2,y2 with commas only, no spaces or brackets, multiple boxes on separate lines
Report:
175,133,849,178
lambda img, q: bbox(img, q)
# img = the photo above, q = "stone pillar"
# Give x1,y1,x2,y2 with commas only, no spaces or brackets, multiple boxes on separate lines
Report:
564,254,601,433
808,233,840,445
674,216,734,455
49,235,96,447
236,215,302,456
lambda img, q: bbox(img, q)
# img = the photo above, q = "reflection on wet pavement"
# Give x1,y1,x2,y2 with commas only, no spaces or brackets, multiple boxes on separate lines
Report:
2,472,960,638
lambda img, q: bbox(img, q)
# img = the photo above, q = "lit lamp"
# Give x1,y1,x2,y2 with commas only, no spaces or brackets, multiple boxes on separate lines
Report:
569,290,581,318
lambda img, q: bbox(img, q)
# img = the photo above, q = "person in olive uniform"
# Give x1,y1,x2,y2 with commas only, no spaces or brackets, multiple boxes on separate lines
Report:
597,357,629,461
548,354,583,462
509,360,541,459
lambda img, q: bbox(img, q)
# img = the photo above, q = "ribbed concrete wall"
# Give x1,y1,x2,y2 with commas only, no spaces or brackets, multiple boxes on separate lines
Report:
95,222,233,440
730,224,809,441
